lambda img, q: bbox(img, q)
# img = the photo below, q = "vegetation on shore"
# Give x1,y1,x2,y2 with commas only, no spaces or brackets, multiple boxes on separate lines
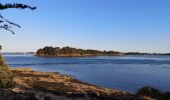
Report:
0,46,12,89
0,54,13,88
36,46,123,57
36,46,170,57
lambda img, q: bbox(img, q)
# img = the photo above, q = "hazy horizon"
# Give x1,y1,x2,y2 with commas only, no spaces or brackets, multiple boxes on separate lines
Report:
1,0,170,53
1,45,170,54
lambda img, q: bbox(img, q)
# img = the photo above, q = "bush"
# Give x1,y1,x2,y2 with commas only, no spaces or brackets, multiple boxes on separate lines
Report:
0,55,13,88
0,55,7,67
161,92,170,100
137,86,161,99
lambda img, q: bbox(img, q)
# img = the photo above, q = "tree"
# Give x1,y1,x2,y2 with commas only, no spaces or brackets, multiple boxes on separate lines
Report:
0,2,36,34
36,46,123,57
0,1,36,88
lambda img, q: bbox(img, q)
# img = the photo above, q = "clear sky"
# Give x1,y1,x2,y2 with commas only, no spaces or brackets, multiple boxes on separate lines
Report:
0,0,170,53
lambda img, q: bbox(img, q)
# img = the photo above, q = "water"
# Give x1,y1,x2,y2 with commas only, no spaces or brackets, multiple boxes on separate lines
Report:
3,54,170,93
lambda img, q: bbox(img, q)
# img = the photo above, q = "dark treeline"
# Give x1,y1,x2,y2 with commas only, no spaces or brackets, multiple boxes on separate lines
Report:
36,46,123,57
125,52,151,55
158,53,170,55
126,52,170,55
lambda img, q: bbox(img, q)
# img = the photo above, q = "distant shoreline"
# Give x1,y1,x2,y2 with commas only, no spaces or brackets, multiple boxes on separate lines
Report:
35,53,170,58
1,52,170,57
35,54,124,57
35,46,170,57
36,53,170,57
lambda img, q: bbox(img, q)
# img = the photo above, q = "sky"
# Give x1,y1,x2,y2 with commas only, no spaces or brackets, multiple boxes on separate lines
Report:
0,0,170,53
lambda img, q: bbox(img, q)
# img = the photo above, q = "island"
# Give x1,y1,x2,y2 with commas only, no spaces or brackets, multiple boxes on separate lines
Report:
36,46,124,57
36,46,170,57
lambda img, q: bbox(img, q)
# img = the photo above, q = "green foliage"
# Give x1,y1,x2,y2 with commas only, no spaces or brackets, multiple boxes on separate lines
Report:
0,55,13,88
36,46,123,56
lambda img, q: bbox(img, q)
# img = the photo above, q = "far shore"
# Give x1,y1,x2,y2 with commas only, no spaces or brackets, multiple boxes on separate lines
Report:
35,46,170,58
35,54,125,57
1,52,170,57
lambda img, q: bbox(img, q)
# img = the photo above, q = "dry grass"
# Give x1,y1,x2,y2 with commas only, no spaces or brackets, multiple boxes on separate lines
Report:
11,68,133,99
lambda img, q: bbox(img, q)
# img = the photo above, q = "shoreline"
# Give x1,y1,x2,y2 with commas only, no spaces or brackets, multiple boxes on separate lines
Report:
9,68,133,100
35,54,125,58
35,54,170,58
1,68,170,100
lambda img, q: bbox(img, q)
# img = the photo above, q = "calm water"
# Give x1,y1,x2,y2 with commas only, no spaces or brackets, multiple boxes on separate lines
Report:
3,54,170,93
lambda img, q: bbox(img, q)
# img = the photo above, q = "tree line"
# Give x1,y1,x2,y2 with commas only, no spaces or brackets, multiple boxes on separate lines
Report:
36,46,123,57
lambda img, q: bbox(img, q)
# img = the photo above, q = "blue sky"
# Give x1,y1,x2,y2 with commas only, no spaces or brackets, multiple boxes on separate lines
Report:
0,0,170,53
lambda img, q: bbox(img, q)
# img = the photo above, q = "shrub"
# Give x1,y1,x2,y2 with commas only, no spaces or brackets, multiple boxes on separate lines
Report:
137,86,161,99
0,55,13,88
162,92,170,100
0,55,7,67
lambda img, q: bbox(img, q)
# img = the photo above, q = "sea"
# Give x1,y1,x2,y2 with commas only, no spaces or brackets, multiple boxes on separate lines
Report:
2,54,170,93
